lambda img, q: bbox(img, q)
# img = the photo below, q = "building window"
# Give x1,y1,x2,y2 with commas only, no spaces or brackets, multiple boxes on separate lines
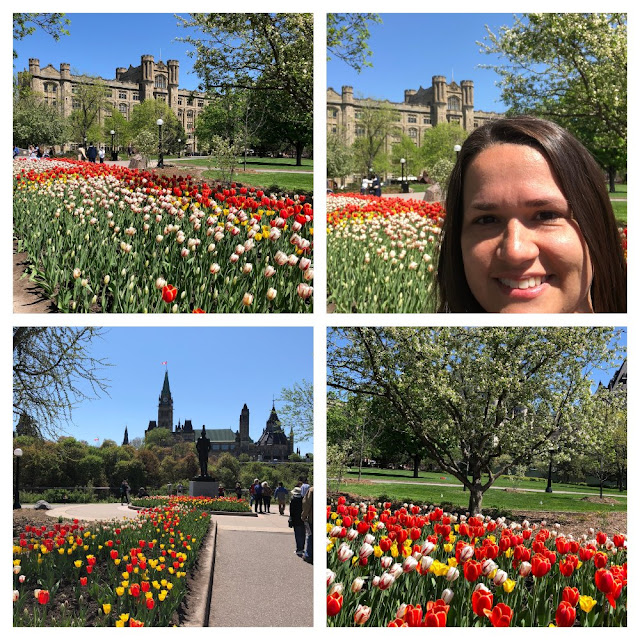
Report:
119,103,128,114
133,92,139,101
331,125,337,134
72,98,80,109
155,75,167,89
354,111,362,119
393,113,402,122
355,125,365,137
44,82,57,93
408,128,418,139
447,96,460,111
178,97,183,106
423,117,431,125
328,108,337,118
104,88,113,97
118,90,127,100
72,86,78,94
187,97,193,106
197,100,204,108
408,115,417,123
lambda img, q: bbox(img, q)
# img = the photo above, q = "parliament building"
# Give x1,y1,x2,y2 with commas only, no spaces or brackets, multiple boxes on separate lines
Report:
22,55,210,153
134,371,295,462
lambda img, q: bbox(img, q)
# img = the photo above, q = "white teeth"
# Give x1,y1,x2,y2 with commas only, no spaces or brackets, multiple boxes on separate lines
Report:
499,276,546,289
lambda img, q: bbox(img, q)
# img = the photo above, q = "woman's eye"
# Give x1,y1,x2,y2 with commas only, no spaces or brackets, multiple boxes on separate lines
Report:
536,210,562,221
473,215,498,225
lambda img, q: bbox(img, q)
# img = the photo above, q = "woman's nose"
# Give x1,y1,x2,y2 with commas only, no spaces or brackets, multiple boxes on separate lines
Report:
496,219,539,263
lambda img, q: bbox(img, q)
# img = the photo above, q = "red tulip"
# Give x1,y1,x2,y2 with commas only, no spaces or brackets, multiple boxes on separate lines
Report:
594,551,608,569
463,559,482,582
531,554,551,578
37,589,50,605
555,601,576,627
423,600,449,627
562,587,580,607
595,568,615,594
489,603,513,627
327,593,343,617
79,577,88,586
162,284,178,303
146,598,155,610
472,588,493,617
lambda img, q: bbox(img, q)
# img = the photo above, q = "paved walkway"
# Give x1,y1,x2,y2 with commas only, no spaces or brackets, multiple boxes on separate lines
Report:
337,478,626,499
22,502,141,521
209,510,313,627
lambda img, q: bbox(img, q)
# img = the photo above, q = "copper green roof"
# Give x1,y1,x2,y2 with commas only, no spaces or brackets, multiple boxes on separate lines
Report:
205,428,237,443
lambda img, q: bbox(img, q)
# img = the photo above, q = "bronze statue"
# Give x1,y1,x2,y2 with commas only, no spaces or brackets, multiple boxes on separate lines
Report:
195,426,211,478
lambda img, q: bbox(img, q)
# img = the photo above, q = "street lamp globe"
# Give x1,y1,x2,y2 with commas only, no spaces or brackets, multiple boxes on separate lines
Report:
14,448,23,458
110,130,115,136
157,118,164,127
453,144,461,153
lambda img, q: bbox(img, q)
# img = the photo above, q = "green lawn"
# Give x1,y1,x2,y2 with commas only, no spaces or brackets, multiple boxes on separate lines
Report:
611,200,627,225
171,157,313,172
334,479,626,514
609,183,627,195
343,468,626,496
202,169,312,193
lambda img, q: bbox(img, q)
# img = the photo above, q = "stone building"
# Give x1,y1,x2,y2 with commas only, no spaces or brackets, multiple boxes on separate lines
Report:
141,371,294,461
22,56,210,153
327,76,502,149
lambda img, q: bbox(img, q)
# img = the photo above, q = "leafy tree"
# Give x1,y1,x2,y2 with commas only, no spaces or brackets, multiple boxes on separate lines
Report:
13,89,68,148
350,100,398,175
390,134,423,178
114,458,145,490
13,13,70,59
65,76,111,145
328,327,623,514
136,448,162,488
428,158,455,198
327,131,352,185
327,13,381,72
143,428,174,448
277,379,313,444
178,14,312,113
129,99,185,157
102,108,132,150
480,13,626,190
13,327,110,438
214,452,241,488
419,121,468,170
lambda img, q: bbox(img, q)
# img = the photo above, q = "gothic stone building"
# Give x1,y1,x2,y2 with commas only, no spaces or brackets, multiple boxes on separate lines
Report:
327,76,502,149
140,371,294,461
23,56,210,153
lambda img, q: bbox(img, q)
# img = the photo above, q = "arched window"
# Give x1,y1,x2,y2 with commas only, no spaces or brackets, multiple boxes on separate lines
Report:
119,103,128,115
447,96,460,111
154,75,167,89
408,128,418,139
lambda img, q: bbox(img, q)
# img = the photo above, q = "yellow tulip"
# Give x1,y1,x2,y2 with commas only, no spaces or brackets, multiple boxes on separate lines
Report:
102,603,111,614
503,579,516,593
579,595,597,613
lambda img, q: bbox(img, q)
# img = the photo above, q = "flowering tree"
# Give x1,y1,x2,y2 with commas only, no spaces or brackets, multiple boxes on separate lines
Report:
327,327,624,514
277,378,313,443
327,13,381,72
480,13,627,191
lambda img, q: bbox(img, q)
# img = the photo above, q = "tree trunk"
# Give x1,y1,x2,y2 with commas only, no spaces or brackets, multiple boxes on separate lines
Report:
412,454,420,478
608,166,616,193
468,485,483,515
295,142,303,166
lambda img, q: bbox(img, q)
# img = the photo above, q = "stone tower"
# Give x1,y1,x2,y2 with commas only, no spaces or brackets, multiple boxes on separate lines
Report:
239,403,250,443
158,371,173,430
461,80,475,132
141,54,155,101
167,59,179,111
122,426,129,446
432,75,448,125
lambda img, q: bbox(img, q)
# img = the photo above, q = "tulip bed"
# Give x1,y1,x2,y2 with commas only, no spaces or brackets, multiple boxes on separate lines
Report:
327,194,444,313
130,495,251,512
13,504,211,626
327,498,627,627
13,158,313,313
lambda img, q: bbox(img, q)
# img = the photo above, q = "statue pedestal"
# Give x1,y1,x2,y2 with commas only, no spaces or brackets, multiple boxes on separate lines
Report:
189,478,219,498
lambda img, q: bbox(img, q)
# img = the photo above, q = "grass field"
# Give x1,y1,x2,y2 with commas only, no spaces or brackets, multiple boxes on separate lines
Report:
171,157,313,172
333,479,626,514
611,200,627,225
202,169,312,192
343,468,626,496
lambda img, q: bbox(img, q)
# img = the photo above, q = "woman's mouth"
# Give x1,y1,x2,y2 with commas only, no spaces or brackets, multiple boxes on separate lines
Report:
497,275,549,290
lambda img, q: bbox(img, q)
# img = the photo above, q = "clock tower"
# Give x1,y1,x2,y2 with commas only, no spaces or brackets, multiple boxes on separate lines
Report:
157,370,173,430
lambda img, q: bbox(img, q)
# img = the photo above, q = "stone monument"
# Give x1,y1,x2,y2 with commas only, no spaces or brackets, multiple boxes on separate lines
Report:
189,426,219,498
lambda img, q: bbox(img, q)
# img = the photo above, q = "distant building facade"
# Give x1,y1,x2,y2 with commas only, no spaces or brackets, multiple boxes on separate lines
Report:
22,56,210,153
140,371,294,461
327,76,502,149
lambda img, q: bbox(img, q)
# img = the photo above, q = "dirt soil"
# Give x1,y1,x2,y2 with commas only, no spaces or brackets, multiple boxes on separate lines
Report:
13,242,58,313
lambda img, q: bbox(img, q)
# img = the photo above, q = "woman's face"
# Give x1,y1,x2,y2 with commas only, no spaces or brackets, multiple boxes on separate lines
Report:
460,143,593,313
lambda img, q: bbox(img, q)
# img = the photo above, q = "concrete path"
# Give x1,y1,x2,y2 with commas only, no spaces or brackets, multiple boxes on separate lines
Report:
336,478,626,499
208,510,313,627
22,502,141,521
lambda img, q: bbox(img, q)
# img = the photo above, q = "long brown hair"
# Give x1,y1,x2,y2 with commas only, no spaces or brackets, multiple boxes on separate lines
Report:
437,116,626,312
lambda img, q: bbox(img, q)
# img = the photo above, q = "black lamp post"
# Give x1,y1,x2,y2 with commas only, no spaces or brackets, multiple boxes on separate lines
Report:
545,450,554,493
13,448,23,509
110,129,117,161
157,118,164,168
400,157,409,193
454,144,461,163
83,136,87,154
177,138,181,158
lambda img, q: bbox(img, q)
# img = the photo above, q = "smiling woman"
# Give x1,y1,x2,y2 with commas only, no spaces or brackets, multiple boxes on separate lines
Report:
437,116,626,313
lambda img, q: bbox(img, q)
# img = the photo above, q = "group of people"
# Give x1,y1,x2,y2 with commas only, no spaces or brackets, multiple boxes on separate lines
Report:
119,479,149,504
289,478,313,564
15,145,55,159
360,175,382,196
77,143,106,163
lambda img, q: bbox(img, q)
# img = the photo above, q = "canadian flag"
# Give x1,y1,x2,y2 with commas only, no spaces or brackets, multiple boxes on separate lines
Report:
161,361,168,365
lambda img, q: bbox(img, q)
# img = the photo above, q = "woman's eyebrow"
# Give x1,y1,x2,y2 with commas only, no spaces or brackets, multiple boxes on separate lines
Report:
467,197,566,211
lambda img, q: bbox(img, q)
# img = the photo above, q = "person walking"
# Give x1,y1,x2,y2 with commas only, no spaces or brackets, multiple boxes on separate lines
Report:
253,479,263,513
249,478,257,508
235,482,243,500
261,481,273,513
98,147,105,163
300,477,310,498
288,484,305,556
301,485,313,564
120,479,130,505
87,143,98,163
273,482,289,515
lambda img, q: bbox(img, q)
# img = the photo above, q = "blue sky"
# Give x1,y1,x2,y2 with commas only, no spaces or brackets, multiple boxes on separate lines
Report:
46,327,314,454
327,13,516,113
13,13,204,91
